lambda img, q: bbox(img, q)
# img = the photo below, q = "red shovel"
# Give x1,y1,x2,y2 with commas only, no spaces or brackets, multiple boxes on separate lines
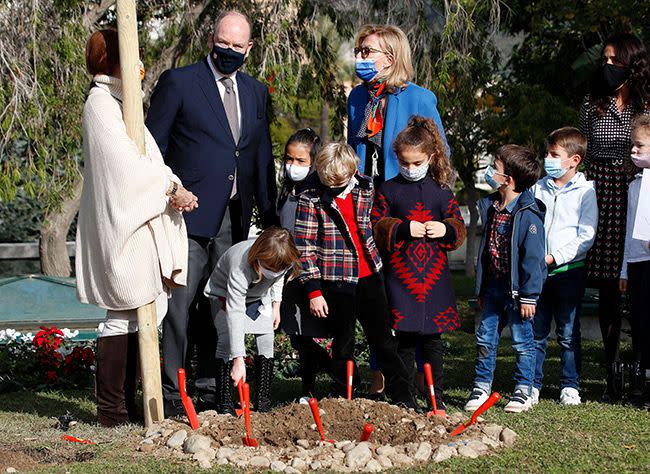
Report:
242,383,258,447
359,423,373,442
308,397,335,443
423,363,445,417
346,360,354,400
177,368,200,429
450,392,500,436
235,380,245,417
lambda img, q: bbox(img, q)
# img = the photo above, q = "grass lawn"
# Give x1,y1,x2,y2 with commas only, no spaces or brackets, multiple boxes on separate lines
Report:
1,328,649,473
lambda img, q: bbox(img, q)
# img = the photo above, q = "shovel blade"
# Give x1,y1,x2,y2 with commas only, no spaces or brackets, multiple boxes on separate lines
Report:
242,436,259,447
450,424,467,437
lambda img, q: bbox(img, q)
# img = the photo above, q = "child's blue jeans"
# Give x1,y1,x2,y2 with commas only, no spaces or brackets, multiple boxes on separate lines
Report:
533,267,584,391
473,281,535,394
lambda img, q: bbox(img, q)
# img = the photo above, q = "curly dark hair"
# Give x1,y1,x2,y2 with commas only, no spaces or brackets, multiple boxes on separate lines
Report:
393,115,454,187
590,33,650,116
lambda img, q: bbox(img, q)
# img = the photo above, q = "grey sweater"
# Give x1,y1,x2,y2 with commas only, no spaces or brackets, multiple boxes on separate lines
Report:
204,239,284,357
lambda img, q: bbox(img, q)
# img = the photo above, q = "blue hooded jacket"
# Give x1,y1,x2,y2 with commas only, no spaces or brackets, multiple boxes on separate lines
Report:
475,189,547,305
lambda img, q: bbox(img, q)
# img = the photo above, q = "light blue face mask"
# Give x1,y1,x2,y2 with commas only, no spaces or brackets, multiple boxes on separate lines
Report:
483,165,502,190
544,157,567,179
355,59,378,82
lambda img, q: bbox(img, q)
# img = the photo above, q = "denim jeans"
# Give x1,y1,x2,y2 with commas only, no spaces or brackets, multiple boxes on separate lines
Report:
474,281,535,394
534,267,585,390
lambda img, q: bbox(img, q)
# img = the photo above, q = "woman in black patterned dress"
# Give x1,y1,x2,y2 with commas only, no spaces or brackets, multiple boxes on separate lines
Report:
580,33,650,401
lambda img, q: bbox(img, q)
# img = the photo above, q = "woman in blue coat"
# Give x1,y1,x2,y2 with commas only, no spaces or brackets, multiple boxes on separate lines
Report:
348,23,449,396
348,24,449,188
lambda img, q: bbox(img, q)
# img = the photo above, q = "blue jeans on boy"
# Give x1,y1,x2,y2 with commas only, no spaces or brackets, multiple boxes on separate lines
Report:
474,280,535,394
533,267,584,391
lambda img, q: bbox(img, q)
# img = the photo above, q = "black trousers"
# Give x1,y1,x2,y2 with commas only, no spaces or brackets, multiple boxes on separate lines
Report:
162,200,243,401
628,261,650,369
596,279,623,365
396,332,444,395
322,273,413,402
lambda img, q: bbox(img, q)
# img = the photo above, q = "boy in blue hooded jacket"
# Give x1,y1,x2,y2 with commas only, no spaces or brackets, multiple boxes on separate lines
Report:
464,145,546,413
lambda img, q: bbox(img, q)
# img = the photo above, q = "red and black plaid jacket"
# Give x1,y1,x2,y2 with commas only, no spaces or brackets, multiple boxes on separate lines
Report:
294,173,383,294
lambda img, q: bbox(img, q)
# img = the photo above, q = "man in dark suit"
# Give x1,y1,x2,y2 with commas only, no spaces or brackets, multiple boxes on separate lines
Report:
146,10,278,416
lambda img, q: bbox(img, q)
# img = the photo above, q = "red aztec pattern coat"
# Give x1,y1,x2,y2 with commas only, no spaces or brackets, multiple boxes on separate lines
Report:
371,174,466,334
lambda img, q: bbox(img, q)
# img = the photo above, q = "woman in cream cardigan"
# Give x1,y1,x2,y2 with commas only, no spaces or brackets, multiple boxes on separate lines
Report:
76,29,197,427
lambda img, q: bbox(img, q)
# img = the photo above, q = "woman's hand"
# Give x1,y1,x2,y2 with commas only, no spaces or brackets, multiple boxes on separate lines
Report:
272,301,281,330
230,356,246,386
424,221,446,239
171,186,199,213
310,296,329,318
410,221,427,238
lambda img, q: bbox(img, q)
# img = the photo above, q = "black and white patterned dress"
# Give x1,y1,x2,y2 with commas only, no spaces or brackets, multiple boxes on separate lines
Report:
579,95,649,282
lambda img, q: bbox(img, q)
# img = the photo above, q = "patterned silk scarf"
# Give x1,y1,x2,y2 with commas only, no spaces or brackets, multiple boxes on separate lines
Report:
356,81,387,147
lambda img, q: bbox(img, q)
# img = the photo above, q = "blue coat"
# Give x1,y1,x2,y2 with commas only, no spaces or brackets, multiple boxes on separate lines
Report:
475,189,547,305
347,82,449,181
146,58,278,238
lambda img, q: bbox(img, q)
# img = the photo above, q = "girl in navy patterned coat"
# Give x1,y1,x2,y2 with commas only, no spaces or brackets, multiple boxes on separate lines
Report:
371,116,466,412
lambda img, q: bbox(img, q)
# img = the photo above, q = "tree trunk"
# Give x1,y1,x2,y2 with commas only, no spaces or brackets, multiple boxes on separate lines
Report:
39,177,83,276
320,100,330,143
462,176,479,278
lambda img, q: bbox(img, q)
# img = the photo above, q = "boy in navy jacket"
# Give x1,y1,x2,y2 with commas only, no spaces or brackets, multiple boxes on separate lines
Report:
464,145,546,413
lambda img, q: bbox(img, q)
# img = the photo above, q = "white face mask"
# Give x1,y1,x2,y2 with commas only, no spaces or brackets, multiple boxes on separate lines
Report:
260,265,287,280
285,163,310,182
631,152,650,169
399,161,429,182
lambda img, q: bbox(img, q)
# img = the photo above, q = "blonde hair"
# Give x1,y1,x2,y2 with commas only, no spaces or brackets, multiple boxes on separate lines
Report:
247,227,302,282
315,143,360,186
355,24,414,91
631,114,650,136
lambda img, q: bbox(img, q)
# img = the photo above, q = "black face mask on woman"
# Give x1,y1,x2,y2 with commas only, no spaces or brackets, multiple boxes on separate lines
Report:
601,63,629,93
211,44,246,75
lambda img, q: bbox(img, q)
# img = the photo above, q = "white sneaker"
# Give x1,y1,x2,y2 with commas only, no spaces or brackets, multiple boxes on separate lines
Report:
464,387,489,411
504,389,533,413
559,387,581,405
531,387,540,405
298,396,310,405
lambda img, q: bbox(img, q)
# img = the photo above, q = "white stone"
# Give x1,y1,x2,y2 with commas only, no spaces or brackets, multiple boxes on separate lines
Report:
184,434,212,454
458,445,479,459
435,425,448,436
217,447,235,460
342,442,357,453
216,458,229,465
482,423,502,440
414,419,427,431
467,440,489,453
414,442,433,461
310,423,317,430
140,438,154,445
249,456,271,468
376,445,395,456
377,455,393,468
345,443,372,469
201,410,218,416
193,448,217,465
431,444,457,463
290,457,308,470
405,442,419,456
201,421,210,428
388,453,413,466
161,429,174,438
335,440,352,450
166,429,187,449
364,459,382,472
270,460,287,472
310,461,322,470
481,435,501,448
296,439,310,449
284,467,301,474
144,423,161,438
500,427,517,447
6,468,17,473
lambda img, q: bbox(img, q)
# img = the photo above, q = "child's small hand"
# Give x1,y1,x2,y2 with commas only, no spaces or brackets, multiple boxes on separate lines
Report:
272,302,281,330
425,221,446,239
545,254,555,265
310,295,329,318
520,303,535,320
619,278,628,293
410,221,427,238
230,356,246,386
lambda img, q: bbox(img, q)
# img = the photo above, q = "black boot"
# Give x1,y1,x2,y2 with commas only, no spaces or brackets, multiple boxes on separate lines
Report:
254,356,274,412
96,334,131,427
628,360,644,405
215,359,235,415
602,362,623,403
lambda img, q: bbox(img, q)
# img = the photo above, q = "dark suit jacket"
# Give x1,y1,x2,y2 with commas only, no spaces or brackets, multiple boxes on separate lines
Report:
146,58,278,238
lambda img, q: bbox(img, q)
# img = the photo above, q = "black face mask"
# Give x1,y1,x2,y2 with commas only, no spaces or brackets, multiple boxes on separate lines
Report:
326,184,347,197
601,63,629,93
211,44,246,75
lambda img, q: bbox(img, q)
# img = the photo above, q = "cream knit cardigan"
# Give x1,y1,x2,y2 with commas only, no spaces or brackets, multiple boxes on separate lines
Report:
76,75,188,311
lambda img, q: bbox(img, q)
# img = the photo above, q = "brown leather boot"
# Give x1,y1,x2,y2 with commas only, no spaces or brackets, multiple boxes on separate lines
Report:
96,333,132,427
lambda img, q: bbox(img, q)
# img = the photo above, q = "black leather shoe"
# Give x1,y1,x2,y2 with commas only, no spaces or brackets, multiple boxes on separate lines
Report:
163,398,185,419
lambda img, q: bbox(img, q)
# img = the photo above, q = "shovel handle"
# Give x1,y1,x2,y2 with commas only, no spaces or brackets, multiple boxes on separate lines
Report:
177,368,188,399
423,363,438,412
359,423,373,442
243,383,252,436
308,397,326,440
470,392,500,423
346,360,354,400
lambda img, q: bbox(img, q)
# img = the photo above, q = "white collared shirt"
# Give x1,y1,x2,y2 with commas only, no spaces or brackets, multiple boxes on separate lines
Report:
206,54,242,129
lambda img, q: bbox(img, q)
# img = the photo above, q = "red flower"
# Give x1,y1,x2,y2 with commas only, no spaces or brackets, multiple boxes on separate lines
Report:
33,326,64,350
45,370,57,383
